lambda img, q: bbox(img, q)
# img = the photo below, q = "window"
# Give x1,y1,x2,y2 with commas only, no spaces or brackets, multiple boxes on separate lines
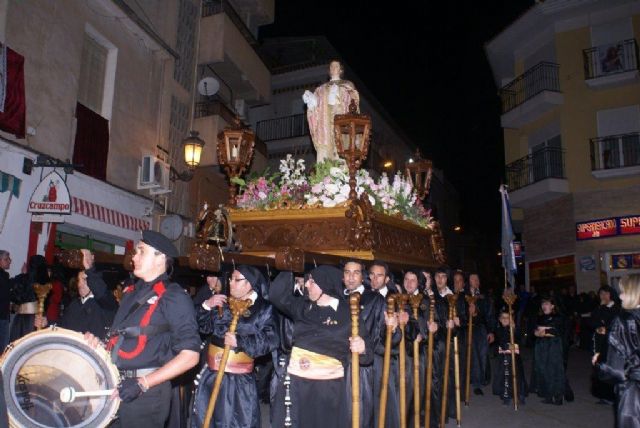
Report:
77,26,117,119
595,105,640,169
78,35,107,114
174,0,198,90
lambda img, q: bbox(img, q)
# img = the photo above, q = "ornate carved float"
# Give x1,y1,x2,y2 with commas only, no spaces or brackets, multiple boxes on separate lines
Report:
227,195,445,268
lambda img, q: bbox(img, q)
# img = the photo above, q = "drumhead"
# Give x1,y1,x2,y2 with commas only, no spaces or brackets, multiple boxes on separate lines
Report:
0,328,120,428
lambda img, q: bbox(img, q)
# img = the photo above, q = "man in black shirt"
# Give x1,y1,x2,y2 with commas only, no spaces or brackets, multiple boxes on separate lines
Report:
0,250,13,350
35,249,117,339
86,231,200,428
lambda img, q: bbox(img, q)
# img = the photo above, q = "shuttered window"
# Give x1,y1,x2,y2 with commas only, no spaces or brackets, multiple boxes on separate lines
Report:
78,35,107,115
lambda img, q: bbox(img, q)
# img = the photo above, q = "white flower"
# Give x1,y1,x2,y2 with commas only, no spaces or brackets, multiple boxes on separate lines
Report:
334,194,348,205
324,183,339,195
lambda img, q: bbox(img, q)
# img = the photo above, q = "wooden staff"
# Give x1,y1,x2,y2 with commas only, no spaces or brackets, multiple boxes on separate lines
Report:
503,292,519,411
33,283,52,331
440,294,455,428
202,297,252,428
350,292,362,428
424,292,436,428
409,294,423,428
378,295,396,428
396,293,410,428
464,295,478,406
452,296,461,427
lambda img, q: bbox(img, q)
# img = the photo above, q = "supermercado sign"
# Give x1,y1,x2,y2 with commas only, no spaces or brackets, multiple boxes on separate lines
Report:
27,171,72,215
576,215,640,240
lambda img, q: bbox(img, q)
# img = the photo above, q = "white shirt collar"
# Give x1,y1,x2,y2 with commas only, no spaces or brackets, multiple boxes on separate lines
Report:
317,295,339,312
344,285,365,295
378,286,388,297
80,293,94,304
439,287,453,297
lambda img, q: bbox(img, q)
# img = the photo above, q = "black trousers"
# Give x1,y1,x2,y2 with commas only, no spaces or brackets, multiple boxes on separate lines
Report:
110,381,172,428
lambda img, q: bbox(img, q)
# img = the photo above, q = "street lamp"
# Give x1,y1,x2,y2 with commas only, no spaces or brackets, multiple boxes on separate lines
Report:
183,130,205,168
217,118,255,206
334,100,371,200
405,149,433,200
170,130,206,182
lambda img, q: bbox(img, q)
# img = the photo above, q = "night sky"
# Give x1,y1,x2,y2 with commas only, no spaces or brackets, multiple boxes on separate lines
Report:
260,0,534,252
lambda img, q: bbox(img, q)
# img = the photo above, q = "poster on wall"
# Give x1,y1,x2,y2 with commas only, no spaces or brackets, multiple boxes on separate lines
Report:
579,255,596,272
612,254,634,270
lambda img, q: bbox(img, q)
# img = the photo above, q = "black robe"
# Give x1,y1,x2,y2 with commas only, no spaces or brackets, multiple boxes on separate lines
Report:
590,302,620,401
531,313,566,401
344,288,391,428
491,326,527,401
8,274,38,342
191,295,277,428
597,308,640,428
372,288,402,428
269,272,373,428
469,291,494,389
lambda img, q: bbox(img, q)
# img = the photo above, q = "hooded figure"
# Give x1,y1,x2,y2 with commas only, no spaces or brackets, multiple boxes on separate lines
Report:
10,255,50,341
270,265,373,428
192,265,278,428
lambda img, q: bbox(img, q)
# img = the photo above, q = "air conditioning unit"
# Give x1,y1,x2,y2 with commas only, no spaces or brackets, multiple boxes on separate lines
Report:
137,155,171,194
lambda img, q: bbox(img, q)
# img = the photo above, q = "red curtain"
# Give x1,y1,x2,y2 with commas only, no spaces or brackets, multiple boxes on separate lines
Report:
73,102,109,180
0,47,26,138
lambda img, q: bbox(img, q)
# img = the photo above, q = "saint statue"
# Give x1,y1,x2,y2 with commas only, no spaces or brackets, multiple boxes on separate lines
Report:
303,60,360,162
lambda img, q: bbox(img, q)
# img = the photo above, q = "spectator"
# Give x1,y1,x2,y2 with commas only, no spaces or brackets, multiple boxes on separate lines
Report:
595,274,640,427
0,250,13,350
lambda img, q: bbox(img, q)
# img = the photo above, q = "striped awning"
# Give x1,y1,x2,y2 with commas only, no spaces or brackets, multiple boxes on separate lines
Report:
0,171,21,197
72,196,149,231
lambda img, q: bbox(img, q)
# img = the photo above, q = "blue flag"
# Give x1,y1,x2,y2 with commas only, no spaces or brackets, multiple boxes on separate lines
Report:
499,184,517,288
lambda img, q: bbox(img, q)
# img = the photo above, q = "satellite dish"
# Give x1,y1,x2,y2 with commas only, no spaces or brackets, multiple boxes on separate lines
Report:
198,77,220,96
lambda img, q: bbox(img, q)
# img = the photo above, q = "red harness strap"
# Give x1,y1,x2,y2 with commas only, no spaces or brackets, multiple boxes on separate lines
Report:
107,282,167,360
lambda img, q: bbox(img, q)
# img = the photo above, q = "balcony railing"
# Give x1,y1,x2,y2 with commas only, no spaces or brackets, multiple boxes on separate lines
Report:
505,147,565,191
256,114,309,142
499,62,560,114
583,39,639,80
590,132,640,170
202,0,258,46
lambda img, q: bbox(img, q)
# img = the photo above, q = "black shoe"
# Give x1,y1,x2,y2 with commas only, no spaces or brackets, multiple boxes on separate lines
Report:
474,388,484,396
542,398,553,404
553,397,563,406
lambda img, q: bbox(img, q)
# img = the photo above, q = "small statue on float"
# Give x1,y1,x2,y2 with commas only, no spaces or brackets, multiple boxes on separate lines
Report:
303,60,360,163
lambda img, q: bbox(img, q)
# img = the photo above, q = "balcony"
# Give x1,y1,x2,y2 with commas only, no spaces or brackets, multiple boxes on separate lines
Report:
505,147,568,208
499,62,563,129
584,39,639,89
199,0,270,104
590,132,640,178
256,114,309,142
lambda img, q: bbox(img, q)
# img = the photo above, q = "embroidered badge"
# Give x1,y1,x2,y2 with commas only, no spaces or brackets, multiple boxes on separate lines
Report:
147,296,159,305
299,357,310,370
214,352,223,365
322,317,338,326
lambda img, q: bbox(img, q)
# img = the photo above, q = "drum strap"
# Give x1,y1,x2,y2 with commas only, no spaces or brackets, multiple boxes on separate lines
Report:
108,282,167,364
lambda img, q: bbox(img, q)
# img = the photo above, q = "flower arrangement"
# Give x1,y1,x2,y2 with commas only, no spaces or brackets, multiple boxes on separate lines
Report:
233,155,434,228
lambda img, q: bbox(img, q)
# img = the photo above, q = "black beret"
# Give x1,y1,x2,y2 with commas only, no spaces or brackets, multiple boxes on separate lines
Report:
141,230,179,258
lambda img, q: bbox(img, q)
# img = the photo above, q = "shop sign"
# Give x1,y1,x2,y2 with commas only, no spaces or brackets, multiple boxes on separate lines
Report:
576,215,640,240
27,171,71,219
576,218,617,240
620,215,640,236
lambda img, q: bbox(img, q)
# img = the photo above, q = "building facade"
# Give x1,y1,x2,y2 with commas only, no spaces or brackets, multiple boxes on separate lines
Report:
486,0,640,292
0,0,273,276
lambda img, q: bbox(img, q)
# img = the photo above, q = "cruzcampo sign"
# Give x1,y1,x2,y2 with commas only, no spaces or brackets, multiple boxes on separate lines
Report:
27,171,72,216
576,215,640,240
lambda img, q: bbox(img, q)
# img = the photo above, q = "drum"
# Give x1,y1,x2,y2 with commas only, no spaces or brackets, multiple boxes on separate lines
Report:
0,327,120,428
